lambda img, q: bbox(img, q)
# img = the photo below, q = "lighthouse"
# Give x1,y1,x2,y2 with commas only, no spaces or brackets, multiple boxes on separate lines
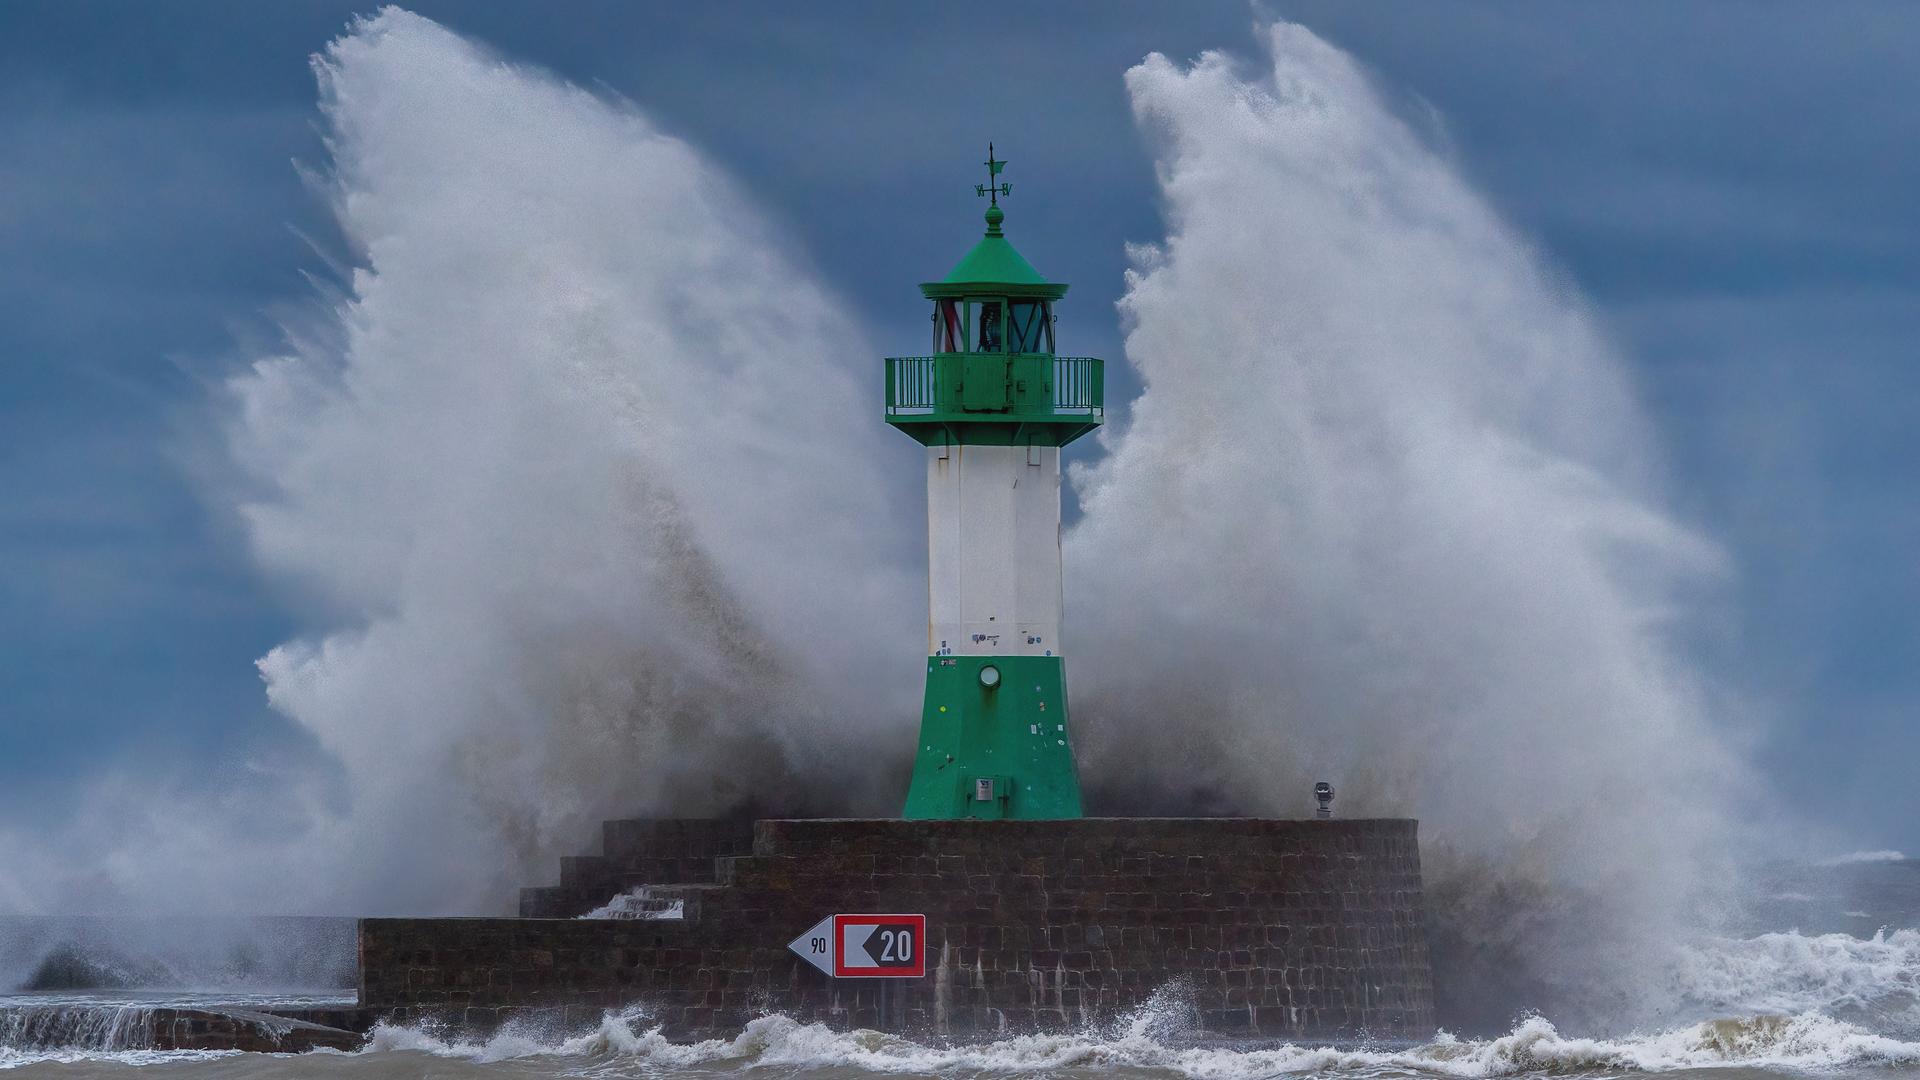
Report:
884,148,1103,820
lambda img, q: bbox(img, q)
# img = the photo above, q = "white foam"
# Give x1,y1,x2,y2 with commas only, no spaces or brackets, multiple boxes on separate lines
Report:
365,1005,729,1064
0,1047,243,1072
355,1005,1920,1076
578,887,684,921
1672,929,1920,1024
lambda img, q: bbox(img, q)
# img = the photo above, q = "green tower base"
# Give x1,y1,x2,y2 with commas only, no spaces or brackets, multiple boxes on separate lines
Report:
902,654,1083,819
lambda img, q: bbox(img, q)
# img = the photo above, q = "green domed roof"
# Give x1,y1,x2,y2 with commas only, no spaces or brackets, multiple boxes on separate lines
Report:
921,206,1069,300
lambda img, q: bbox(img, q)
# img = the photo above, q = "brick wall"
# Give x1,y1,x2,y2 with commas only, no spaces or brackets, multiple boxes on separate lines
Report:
362,817,1433,1043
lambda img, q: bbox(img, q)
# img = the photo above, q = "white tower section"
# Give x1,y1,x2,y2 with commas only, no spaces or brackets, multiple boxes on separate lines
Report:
926,443,1062,659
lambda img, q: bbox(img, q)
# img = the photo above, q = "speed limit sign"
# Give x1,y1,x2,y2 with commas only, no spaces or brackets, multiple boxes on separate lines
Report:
788,913,926,978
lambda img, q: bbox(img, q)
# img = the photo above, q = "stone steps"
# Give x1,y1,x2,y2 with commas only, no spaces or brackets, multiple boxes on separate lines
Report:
519,818,756,918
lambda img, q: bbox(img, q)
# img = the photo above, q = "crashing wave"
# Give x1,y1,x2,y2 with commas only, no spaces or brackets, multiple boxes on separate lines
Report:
361,1005,1920,1075
1672,928,1920,1030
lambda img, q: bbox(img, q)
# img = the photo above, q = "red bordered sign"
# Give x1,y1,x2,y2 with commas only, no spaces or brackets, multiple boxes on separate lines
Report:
788,913,926,978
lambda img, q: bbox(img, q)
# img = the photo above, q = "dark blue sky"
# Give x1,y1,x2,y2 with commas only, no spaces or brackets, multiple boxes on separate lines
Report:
2,3,1914,847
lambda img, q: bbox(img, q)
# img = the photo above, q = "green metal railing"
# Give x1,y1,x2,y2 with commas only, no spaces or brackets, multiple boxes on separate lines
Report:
1051,356,1102,416
886,356,941,414
884,356,1103,419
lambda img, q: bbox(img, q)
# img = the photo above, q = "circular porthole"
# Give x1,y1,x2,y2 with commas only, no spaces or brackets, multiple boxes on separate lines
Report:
978,664,1002,690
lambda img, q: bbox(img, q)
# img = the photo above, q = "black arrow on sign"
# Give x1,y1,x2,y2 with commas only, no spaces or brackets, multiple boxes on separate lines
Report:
860,924,909,967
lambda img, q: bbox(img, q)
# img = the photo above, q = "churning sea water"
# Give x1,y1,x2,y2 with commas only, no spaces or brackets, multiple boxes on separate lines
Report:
5,917,1920,1079
3,991,1920,1080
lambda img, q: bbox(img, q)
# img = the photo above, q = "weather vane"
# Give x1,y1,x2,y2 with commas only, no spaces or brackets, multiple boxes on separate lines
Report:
975,143,1011,206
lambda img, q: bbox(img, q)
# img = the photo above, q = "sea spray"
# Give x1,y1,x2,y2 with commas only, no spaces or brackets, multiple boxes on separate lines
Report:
224,8,925,912
1067,23,1757,1029
0,6,919,920
0,918,356,995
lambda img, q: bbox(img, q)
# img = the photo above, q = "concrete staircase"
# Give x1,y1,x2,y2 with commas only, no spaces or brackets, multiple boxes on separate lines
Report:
518,818,756,918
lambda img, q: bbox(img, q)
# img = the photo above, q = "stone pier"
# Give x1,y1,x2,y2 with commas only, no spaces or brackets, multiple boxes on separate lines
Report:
349,817,1435,1042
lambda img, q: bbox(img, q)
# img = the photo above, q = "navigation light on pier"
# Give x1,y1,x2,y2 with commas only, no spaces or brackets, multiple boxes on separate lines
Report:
885,147,1103,820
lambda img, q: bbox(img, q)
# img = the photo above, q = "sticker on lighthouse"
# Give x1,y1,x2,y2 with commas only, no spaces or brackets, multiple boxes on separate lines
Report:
788,914,926,978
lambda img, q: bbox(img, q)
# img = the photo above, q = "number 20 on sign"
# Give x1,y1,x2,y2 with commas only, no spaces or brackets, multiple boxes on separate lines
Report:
788,914,926,978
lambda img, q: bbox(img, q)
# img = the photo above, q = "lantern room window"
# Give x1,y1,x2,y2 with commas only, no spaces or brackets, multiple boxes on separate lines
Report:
934,299,965,352
1008,300,1052,354
932,297,1049,353
975,299,1004,352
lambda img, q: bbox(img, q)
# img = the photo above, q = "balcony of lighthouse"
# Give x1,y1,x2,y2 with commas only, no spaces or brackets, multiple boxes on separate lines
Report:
883,353,1104,447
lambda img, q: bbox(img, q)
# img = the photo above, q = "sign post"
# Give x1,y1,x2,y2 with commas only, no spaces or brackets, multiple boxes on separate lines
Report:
788,914,926,978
